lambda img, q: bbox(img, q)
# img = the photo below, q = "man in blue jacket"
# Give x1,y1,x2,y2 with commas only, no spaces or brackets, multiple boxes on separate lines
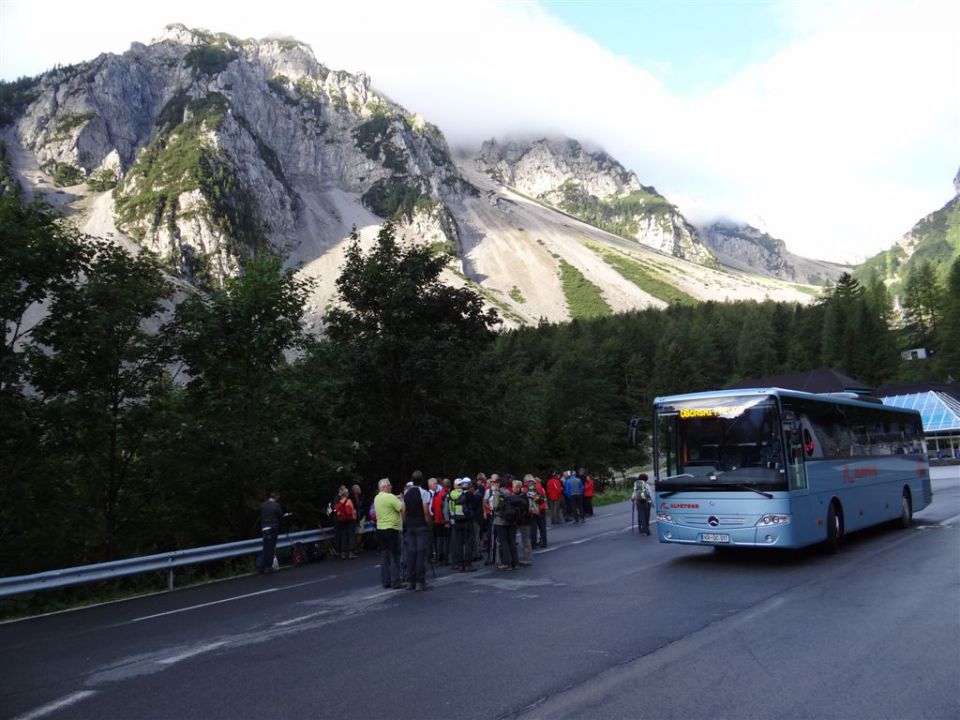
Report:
565,470,584,524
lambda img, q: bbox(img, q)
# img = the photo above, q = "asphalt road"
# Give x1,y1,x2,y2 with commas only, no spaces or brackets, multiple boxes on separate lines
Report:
3,468,958,720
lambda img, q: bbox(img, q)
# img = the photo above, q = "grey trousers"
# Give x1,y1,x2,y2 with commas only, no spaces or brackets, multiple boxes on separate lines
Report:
637,501,651,534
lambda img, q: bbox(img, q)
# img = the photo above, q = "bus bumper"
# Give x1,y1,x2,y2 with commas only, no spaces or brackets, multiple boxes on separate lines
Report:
657,522,794,547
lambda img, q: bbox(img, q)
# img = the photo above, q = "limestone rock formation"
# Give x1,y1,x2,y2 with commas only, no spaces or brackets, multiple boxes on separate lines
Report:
11,24,463,285
699,222,851,285
475,138,715,265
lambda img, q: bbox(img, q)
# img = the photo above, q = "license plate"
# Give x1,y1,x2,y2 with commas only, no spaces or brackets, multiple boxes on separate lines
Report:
701,533,730,543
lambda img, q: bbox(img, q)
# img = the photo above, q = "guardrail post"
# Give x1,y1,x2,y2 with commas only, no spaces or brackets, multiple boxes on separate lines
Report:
167,557,174,591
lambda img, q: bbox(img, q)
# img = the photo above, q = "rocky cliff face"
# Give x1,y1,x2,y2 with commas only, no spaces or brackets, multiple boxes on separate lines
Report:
700,222,851,285
11,24,464,285
856,170,960,292
475,138,715,265
2,25,824,325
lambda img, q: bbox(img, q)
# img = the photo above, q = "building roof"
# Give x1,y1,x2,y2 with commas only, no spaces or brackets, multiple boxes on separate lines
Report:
726,368,872,395
881,391,960,433
874,381,960,403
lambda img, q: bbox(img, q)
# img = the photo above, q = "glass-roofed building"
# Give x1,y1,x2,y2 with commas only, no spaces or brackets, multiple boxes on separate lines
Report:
876,382,960,458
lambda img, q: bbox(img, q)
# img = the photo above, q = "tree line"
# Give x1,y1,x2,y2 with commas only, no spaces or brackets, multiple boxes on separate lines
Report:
2,193,958,575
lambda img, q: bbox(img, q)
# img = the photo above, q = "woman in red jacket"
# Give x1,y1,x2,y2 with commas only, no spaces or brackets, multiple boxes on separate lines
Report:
546,474,563,525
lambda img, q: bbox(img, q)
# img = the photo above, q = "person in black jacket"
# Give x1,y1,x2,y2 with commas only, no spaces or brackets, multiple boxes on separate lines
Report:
257,491,283,573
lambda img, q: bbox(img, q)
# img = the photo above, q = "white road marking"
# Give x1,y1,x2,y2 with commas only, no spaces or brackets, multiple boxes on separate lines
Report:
157,641,227,665
125,575,340,624
940,512,960,526
11,691,97,720
128,589,278,623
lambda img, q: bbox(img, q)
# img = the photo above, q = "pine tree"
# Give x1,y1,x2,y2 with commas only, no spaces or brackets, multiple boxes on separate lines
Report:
937,258,960,379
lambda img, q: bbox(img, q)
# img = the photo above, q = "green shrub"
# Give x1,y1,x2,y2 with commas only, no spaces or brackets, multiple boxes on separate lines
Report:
586,241,696,305
361,178,425,219
55,112,96,133
51,162,83,187
184,46,237,76
557,258,611,319
86,169,117,191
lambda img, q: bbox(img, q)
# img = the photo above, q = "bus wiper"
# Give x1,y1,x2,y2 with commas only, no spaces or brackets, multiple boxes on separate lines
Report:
729,484,774,499
660,473,694,482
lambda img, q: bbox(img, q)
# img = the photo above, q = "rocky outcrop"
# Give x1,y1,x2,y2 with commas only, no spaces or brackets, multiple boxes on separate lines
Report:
475,137,715,265
700,222,851,285
11,24,463,285
856,169,960,292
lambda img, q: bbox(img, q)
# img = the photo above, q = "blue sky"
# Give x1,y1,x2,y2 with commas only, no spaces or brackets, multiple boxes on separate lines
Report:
542,0,790,95
1,0,957,262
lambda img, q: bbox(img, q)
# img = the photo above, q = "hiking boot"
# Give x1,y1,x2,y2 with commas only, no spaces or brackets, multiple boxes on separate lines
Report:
464,565,476,572
406,582,416,591
415,582,428,592
497,564,509,570
348,552,359,559
519,561,532,566
391,581,403,589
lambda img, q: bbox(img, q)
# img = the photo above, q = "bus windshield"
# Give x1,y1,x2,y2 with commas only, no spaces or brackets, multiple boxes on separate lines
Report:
655,395,788,492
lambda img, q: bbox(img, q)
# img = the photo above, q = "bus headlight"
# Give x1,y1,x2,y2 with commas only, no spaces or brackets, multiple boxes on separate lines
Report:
656,512,673,523
755,514,791,527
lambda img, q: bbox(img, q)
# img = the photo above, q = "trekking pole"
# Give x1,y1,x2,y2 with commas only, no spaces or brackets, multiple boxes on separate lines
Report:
631,501,635,534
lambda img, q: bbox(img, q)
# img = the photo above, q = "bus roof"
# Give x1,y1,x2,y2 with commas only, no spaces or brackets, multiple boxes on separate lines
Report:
653,387,922,417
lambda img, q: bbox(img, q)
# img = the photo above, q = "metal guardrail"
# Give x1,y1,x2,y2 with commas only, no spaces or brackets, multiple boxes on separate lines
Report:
0,522,375,598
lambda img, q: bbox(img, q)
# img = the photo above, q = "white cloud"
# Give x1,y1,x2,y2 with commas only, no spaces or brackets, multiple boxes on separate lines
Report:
1,0,957,262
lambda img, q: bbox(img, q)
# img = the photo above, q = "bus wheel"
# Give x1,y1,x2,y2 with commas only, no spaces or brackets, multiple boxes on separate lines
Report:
824,501,843,554
898,490,912,529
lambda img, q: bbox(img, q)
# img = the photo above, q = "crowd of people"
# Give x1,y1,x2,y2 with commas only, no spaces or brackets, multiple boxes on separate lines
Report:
257,469,655,587
369,468,606,591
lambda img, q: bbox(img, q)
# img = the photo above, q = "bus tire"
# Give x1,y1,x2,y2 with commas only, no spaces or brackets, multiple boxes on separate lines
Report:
897,490,912,529
824,501,843,554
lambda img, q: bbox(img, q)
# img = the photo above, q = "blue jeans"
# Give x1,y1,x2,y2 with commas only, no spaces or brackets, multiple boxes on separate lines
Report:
257,528,278,571
403,526,431,584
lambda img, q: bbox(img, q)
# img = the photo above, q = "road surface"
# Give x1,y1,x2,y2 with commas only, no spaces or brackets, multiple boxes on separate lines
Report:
3,468,958,719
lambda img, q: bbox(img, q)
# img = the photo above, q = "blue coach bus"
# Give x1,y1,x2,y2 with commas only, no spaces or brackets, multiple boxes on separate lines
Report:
653,388,932,551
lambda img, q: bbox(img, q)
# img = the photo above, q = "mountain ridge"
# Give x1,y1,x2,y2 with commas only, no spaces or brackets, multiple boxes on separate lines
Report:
1,24,822,326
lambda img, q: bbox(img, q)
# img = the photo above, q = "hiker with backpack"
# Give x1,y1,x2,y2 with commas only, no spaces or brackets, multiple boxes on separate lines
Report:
631,473,653,536
402,471,433,591
333,485,359,559
546,472,563,526
516,477,538,566
448,478,478,572
428,477,450,563
565,470,585,524
583,471,595,517
351,483,367,551
490,475,519,570
526,475,548,548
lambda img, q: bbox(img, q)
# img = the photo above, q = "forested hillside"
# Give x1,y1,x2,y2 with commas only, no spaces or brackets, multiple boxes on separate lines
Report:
3,193,959,580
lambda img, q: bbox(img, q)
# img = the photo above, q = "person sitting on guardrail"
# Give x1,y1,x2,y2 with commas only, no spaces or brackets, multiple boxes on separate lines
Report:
374,478,404,589
256,491,283,574
333,486,359,559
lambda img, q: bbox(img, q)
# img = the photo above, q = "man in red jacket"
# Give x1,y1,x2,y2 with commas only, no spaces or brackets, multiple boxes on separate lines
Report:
546,473,563,525
429,477,449,562
583,471,595,517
